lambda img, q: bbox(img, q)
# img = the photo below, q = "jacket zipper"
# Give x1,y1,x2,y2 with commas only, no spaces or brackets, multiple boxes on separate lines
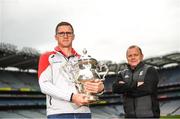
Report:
49,96,52,105
132,72,136,117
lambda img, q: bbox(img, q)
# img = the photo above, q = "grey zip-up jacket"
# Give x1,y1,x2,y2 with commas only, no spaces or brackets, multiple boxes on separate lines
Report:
112,62,160,118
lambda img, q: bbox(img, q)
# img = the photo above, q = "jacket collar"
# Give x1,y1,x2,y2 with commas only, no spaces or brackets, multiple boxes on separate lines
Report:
54,46,80,58
127,61,145,72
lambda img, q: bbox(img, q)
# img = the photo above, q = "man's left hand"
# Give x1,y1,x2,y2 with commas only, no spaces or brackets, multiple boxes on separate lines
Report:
83,79,104,94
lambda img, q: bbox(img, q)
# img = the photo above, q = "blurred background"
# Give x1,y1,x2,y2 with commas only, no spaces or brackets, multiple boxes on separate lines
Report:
0,0,180,62
0,0,180,118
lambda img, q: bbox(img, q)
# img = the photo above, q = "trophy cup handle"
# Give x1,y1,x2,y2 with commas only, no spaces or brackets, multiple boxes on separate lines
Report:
98,63,109,81
102,64,109,81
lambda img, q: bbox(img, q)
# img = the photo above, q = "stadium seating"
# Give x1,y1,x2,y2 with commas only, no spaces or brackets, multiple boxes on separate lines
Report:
160,100,180,116
0,43,180,118
158,66,180,86
0,70,40,91
0,109,46,118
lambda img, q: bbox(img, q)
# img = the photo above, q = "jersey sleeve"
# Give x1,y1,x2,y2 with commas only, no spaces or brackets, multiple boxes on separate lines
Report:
38,52,73,101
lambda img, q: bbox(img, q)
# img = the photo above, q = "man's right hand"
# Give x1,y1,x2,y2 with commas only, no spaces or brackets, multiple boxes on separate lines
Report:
119,81,125,84
137,81,144,87
71,93,90,106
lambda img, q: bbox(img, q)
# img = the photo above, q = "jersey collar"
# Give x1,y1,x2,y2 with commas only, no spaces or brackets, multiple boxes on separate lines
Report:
54,46,80,57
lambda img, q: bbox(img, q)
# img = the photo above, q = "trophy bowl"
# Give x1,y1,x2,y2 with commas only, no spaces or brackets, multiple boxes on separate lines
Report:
76,49,109,101
62,48,109,102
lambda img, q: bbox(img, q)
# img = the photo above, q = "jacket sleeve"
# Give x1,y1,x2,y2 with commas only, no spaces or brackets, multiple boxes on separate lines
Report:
112,73,137,94
128,67,159,97
38,53,73,101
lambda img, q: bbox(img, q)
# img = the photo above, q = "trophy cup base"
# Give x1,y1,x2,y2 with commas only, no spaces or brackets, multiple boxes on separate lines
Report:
87,95,99,102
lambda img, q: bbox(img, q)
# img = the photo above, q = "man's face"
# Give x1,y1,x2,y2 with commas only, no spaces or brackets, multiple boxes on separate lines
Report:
126,47,143,69
55,25,74,48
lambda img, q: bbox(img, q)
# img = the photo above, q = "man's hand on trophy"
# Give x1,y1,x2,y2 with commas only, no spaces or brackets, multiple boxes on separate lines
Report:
71,93,91,106
83,79,104,94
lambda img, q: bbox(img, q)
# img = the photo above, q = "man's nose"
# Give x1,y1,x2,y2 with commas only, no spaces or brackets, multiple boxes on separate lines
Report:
64,33,68,38
131,55,136,59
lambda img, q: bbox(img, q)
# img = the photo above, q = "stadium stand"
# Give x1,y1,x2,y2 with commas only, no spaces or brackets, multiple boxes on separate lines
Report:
158,66,180,86
0,43,39,70
0,42,180,118
160,100,180,116
0,70,40,91
0,109,46,118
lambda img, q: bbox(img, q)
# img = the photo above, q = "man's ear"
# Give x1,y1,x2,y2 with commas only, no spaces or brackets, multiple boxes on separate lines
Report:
141,54,144,60
55,35,58,41
72,34,75,40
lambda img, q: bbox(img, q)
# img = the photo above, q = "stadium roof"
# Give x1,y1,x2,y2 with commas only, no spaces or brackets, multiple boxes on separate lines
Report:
102,52,180,74
144,52,180,68
0,43,180,71
0,43,39,70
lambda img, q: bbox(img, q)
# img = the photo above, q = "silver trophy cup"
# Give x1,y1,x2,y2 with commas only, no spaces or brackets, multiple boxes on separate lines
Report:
62,49,109,101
